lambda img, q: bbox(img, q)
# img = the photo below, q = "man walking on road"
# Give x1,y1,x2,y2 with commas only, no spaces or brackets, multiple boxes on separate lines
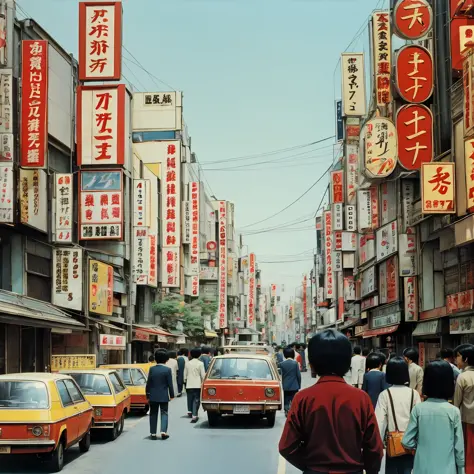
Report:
280,346,301,416
403,347,424,395
185,347,206,423
199,346,212,371
350,346,365,388
146,350,175,440
177,348,188,397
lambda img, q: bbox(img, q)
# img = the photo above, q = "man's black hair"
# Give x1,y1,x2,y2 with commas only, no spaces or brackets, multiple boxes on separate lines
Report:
455,344,474,366
201,346,211,355
385,356,410,386
148,355,155,362
308,329,351,377
155,350,169,364
168,350,177,359
178,348,188,356
283,347,295,359
362,347,370,357
190,347,202,359
403,347,419,364
423,360,455,400
353,346,362,355
365,353,382,371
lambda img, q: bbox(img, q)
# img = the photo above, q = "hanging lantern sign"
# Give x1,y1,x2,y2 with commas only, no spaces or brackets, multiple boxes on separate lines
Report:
393,0,433,40
364,118,398,178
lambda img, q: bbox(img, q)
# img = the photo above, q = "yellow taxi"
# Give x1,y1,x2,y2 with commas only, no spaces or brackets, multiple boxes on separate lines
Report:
60,369,131,441
0,373,93,472
100,364,150,414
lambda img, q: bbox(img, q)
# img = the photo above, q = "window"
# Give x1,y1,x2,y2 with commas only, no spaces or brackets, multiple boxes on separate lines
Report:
109,372,126,393
131,369,146,386
63,379,85,403
0,381,49,409
132,130,175,143
68,373,111,395
116,369,132,385
208,358,273,381
56,381,73,407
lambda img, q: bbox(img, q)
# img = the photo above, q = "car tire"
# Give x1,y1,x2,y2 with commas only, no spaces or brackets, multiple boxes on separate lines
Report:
266,411,276,428
207,412,219,427
109,420,119,441
118,413,125,435
49,439,65,472
79,430,91,453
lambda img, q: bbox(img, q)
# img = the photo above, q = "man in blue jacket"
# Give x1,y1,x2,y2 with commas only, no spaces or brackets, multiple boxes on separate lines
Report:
146,350,175,439
280,346,302,416
199,346,212,371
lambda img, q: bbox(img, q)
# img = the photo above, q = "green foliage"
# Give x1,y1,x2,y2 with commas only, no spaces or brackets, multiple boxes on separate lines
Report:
152,294,188,330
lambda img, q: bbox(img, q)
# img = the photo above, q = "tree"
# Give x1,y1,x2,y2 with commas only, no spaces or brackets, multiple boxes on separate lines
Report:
152,294,188,331
185,298,218,338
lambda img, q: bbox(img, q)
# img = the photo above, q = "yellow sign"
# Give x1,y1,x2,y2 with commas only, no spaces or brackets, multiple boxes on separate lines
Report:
421,163,456,214
89,260,114,316
51,354,96,372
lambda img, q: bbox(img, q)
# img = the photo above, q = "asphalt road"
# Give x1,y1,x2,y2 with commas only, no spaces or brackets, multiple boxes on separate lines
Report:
0,373,385,474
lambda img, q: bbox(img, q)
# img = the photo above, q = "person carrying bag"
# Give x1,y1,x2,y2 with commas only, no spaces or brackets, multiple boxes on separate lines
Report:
386,388,414,458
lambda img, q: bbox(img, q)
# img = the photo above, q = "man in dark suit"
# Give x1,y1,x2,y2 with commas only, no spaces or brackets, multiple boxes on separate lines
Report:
177,348,188,397
146,350,175,439
275,346,284,366
280,347,302,416
362,352,388,407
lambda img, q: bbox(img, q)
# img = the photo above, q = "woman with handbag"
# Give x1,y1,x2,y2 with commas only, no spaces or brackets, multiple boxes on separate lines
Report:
375,356,421,474
402,360,465,474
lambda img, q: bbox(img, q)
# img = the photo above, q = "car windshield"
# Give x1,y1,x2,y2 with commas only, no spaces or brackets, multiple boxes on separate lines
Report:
208,358,273,380
0,381,49,409
68,373,111,395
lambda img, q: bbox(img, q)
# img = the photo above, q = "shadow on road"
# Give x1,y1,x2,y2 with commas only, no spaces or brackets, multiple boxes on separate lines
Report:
194,413,281,430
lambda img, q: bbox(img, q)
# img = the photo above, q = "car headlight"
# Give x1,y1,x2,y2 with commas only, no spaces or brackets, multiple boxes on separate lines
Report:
95,408,103,416
265,388,275,397
207,388,216,396
31,426,43,437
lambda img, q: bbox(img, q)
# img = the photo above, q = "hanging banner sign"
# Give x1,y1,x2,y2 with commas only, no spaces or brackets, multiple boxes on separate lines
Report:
335,100,344,141
359,233,376,265
89,259,113,316
0,70,13,135
346,144,359,205
402,180,415,232
0,163,13,224
345,205,357,231
324,210,333,299
341,53,366,116
218,201,228,328
333,250,342,272
161,247,179,288
20,169,48,233
54,174,73,243
404,276,419,322
20,40,48,168
464,54,474,138
376,220,398,262
182,201,191,244
53,248,83,311
421,162,456,214
358,189,371,231
365,118,397,178
379,255,399,305
303,274,308,327
399,233,418,276
331,170,344,203
465,138,474,211
370,186,379,229
393,0,433,40
247,253,256,328
133,227,149,285
79,1,123,81
341,231,357,251
133,180,149,227
395,45,434,104
373,12,392,107
190,182,200,277
148,233,158,288
381,181,397,226
344,276,356,301
332,203,344,231
396,104,433,171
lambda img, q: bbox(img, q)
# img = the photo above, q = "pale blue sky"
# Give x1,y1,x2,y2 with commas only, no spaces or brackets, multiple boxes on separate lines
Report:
18,0,385,296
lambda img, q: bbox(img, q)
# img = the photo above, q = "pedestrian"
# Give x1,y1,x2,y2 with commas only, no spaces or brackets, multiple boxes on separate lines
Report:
441,348,461,382
275,346,284,366
185,347,206,423
403,347,424,395
148,355,155,363
383,352,397,373
362,352,388,408
290,343,303,370
166,350,179,398
279,329,383,474
454,343,474,473
375,356,421,474
300,343,307,372
350,346,365,388
145,350,175,440
279,346,301,416
177,348,188,397
402,360,465,474
199,346,212,371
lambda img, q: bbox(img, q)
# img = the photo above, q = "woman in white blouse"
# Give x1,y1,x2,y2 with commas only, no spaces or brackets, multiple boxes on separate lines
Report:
375,356,422,474
165,350,179,398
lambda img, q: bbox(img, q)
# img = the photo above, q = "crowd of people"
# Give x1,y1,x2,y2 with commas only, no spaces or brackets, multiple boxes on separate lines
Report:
279,330,474,474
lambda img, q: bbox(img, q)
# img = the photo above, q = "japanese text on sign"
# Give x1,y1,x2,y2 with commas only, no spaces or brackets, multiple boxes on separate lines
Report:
133,180,148,227
345,144,359,204
55,174,73,243
393,0,433,41
20,169,47,233
51,355,96,372
465,55,474,138
148,233,158,288
341,53,366,116
331,170,344,203
373,12,392,107
247,253,256,328
89,259,113,316
466,139,474,211
144,93,173,106
365,118,397,178
134,227,149,285
20,41,48,168
162,247,179,288
218,201,227,328
53,249,83,311
404,277,418,321
421,162,456,214
162,142,181,248
0,70,13,134
324,210,333,299
0,164,13,223
190,182,200,276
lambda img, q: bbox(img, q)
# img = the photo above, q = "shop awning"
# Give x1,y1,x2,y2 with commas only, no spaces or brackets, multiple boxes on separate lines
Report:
362,325,399,338
412,320,440,337
238,328,262,336
204,330,218,338
0,290,84,331
89,317,124,332
133,325,175,337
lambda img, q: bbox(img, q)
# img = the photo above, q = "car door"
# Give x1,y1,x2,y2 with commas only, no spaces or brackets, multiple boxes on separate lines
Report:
108,372,129,418
55,380,78,446
64,379,91,439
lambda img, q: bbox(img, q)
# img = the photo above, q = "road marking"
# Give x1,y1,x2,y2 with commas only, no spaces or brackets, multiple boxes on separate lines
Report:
277,455,286,474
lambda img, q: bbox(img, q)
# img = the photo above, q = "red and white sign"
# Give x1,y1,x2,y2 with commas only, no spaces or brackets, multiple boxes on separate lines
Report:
134,227,149,285
0,164,13,224
379,255,399,305
460,25,474,55
359,233,376,265
20,40,48,168
331,170,344,203
465,138,474,211
190,182,200,276
54,174,73,243
421,162,456,214
303,274,308,327
218,201,227,328
324,210,333,299
393,0,433,40
358,189,372,231
334,231,343,251
161,247,179,288
464,54,474,137
100,334,126,350
77,85,126,166
373,12,392,107
365,118,397,178
370,186,379,229
396,45,433,104
346,144,359,205
344,276,356,301
79,2,122,81
133,179,149,227
396,104,433,170
148,233,158,288
247,253,256,328
79,170,123,240
447,290,474,315
404,277,419,322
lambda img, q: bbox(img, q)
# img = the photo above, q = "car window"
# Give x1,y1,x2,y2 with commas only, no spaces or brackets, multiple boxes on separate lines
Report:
130,368,147,386
116,369,132,385
63,379,85,403
68,373,112,395
57,380,74,407
0,381,49,409
109,372,126,393
208,358,273,380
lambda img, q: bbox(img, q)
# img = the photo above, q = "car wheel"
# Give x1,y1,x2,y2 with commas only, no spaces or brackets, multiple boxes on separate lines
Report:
118,413,125,435
49,439,65,472
207,412,219,427
109,420,119,441
79,430,91,453
266,411,276,428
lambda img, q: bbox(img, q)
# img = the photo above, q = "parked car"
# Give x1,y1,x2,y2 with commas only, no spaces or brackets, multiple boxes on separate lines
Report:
0,372,93,472
60,369,131,440
100,364,149,414
201,354,282,427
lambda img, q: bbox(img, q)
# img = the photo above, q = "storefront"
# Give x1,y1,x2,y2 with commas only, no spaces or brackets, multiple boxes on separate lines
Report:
99,334,126,365
449,314,474,345
412,319,442,368
366,303,403,354
131,325,176,362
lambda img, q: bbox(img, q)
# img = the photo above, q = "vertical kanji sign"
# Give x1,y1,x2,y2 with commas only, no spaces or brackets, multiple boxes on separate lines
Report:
393,0,433,40
421,162,456,214
54,173,73,243
341,53,366,116
331,170,344,203
364,118,398,178
373,12,392,107
465,139,474,211
79,1,122,81
189,182,200,278
20,40,48,168
218,201,227,329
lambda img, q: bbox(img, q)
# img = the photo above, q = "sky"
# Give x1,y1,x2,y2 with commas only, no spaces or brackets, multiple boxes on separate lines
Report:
18,0,387,298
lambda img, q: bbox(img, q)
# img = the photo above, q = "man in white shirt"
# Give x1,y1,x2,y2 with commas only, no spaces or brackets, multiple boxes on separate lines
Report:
184,347,206,423
350,346,365,388
403,347,424,395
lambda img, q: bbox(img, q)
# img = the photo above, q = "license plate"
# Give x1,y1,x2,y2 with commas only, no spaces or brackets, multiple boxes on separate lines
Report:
233,405,250,414
0,447,11,454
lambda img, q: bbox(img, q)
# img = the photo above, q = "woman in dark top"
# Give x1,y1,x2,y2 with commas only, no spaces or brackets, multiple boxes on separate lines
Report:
362,353,389,407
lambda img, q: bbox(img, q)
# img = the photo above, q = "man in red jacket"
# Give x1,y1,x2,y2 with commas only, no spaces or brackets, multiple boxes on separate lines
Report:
279,329,383,474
